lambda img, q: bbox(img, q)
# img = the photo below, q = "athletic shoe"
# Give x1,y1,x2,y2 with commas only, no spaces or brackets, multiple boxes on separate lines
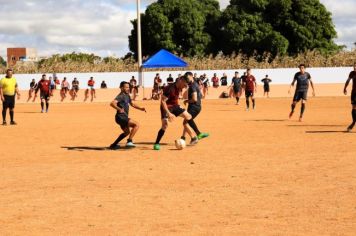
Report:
153,144,160,150
41,109,44,113
198,133,209,140
299,117,303,122
108,144,120,150
2,121,7,126
245,108,249,111
10,121,17,125
126,142,136,148
289,111,294,119
46,109,48,113
347,123,355,132
190,137,198,145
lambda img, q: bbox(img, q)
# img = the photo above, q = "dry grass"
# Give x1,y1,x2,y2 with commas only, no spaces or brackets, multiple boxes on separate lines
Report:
1,50,356,74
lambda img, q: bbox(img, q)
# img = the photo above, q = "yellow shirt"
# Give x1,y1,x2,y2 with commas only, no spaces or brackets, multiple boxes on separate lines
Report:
0,77,17,96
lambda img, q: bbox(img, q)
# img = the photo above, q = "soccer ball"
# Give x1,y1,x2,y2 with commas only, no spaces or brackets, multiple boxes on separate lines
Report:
175,139,186,150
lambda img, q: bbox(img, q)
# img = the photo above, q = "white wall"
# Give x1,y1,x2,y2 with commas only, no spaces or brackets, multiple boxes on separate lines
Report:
6,67,353,90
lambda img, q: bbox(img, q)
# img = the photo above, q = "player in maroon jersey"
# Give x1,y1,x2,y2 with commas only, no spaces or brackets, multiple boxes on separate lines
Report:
34,74,52,113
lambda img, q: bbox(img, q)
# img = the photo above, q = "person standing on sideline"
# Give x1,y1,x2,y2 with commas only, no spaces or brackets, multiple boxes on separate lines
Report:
84,77,96,102
343,62,356,132
27,79,37,102
34,74,52,113
129,76,139,100
288,64,315,122
220,73,228,86
0,69,20,125
211,73,219,88
242,68,257,111
261,75,272,97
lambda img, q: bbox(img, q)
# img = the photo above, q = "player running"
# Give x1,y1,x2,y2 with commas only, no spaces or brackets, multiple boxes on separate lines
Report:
109,81,146,149
181,72,209,141
153,76,198,150
70,78,79,101
0,69,20,125
288,64,315,122
242,68,257,111
228,71,243,104
34,74,52,113
343,62,356,132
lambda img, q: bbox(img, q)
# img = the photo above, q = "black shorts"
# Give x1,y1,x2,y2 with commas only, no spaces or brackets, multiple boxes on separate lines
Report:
62,87,69,92
115,114,129,129
293,91,308,102
351,92,356,105
3,95,15,109
188,105,201,119
233,87,240,94
72,86,79,92
264,86,270,92
40,92,50,100
50,85,55,90
245,90,254,98
161,105,185,119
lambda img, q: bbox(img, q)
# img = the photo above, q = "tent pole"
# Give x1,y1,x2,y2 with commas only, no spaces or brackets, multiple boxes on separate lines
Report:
136,0,144,99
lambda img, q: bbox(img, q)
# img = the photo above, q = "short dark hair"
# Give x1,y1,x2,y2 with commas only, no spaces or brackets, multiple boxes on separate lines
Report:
120,81,129,88
6,68,13,72
183,72,193,82
235,71,239,74
299,63,306,68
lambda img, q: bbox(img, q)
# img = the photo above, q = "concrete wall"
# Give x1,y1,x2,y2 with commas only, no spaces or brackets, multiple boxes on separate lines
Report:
6,66,353,91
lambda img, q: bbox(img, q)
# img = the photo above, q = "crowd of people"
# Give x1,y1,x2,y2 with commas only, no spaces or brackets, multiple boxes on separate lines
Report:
150,71,273,101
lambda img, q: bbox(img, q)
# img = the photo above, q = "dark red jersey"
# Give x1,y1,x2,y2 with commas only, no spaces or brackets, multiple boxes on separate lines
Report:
162,83,180,107
36,79,51,95
244,75,256,92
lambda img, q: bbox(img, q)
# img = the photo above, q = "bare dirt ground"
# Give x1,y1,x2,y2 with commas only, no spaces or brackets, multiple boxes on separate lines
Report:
0,97,355,235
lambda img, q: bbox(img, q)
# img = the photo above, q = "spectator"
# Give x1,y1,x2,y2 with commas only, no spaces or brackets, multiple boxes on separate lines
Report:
220,73,228,86
211,73,219,88
167,74,174,84
101,80,107,89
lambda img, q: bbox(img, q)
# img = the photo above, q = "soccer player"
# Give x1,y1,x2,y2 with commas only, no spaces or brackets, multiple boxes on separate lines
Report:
70,78,79,101
343,62,356,132
242,68,257,111
228,71,243,104
288,64,315,122
0,69,20,125
153,76,198,150
181,72,209,141
60,77,70,101
109,81,146,149
27,79,37,102
34,74,52,113
85,77,96,102
261,75,272,97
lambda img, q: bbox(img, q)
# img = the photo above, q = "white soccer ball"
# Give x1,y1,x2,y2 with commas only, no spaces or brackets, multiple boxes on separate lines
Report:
175,139,186,150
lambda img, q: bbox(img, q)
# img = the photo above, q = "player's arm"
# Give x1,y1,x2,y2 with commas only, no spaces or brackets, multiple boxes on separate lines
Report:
110,99,125,113
309,78,315,96
288,77,296,94
130,101,146,112
344,77,352,95
0,83,4,102
184,91,197,105
161,95,174,121
15,83,21,99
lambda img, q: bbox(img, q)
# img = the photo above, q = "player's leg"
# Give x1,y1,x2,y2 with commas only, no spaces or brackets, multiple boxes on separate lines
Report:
154,119,168,150
179,111,198,144
110,117,131,149
252,94,256,110
126,119,140,147
290,92,300,119
45,96,50,112
40,97,45,113
299,100,306,122
245,92,250,110
347,100,356,131
9,97,16,124
2,99,8,125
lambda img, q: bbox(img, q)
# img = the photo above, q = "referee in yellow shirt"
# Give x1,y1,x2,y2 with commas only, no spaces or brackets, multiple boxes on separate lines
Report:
0,69,21,125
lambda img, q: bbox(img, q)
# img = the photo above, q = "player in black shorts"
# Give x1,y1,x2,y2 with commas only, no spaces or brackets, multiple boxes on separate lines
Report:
261,75,272,97
153,77,198,150
181,72,209,141
109,81,146,149
343,62,356,132
288,64,315,122
229,71,243,104
34,74,52,113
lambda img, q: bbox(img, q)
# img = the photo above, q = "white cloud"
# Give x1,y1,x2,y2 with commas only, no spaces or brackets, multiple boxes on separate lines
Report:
0,0,354,59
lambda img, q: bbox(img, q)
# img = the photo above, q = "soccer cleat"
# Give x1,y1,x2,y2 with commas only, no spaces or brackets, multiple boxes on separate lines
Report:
10,121,17,125
2,121,7,126
108,144,120,150
41,109,44,113
190,137,198,145
126,142,136,148
153,144,160,150
347,123,355,132
198,133,209,140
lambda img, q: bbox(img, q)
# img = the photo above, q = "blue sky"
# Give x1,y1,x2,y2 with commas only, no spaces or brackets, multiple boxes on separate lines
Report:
0,0,354,58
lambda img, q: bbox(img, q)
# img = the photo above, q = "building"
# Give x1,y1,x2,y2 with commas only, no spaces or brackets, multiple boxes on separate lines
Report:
7,48,38,66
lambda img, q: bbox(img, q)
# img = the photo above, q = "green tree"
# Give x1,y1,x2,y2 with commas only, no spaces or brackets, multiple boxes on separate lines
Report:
128,0,221,57
221,0,338,56
0,56,6,67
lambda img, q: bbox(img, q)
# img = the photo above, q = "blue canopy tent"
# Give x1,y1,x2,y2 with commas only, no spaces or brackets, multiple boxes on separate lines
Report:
140,49,188,98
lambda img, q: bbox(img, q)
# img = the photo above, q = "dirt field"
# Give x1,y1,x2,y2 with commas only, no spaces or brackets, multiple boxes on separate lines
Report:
0,97,355,235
